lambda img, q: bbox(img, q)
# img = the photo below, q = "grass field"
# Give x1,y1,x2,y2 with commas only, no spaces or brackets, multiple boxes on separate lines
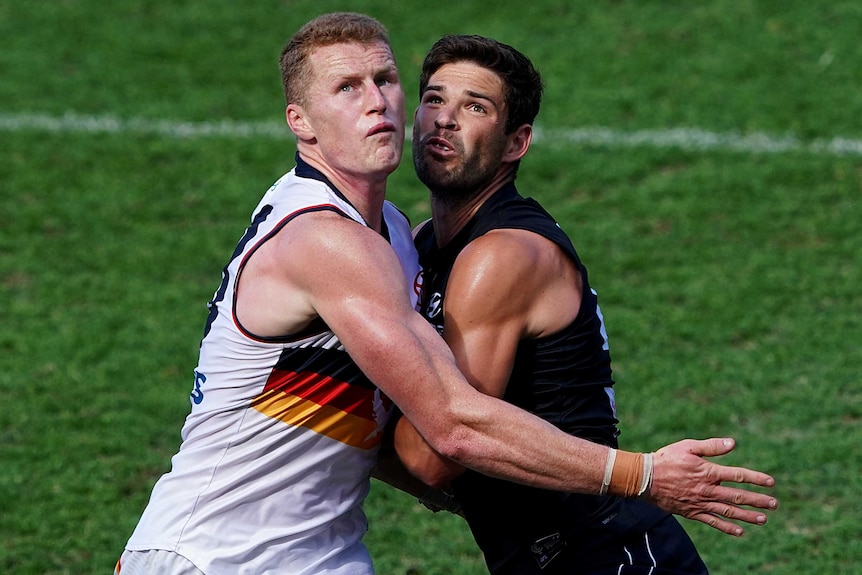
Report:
1,1,860,573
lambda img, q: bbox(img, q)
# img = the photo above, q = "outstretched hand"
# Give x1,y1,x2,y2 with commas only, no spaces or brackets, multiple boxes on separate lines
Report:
646,438,778,536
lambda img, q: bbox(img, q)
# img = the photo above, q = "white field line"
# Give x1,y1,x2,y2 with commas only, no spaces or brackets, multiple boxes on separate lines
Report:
2,111,862,156
0,112,289,139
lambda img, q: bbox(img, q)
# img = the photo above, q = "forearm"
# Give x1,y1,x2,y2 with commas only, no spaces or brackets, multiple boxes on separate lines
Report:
431,390,610,493
342,304,704,500
371,440,434,499
368,327,779,535
374,417,465,515
348,312,610,493
393,416,464,488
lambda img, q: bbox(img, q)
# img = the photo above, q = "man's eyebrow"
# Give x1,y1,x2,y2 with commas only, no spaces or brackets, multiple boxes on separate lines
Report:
466,90,497,105
326,63,398,82
423,85,497,105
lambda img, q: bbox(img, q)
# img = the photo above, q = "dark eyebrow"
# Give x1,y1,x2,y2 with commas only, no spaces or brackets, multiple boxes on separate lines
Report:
466,90,497,106
423,85,497,108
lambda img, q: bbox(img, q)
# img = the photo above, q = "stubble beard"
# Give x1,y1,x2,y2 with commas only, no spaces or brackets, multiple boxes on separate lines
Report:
413,133,502,210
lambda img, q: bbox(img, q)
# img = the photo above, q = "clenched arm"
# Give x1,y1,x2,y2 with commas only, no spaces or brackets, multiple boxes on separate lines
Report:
392,229,778,535
394,229,571,487
242,214,776,533
253,213,609,492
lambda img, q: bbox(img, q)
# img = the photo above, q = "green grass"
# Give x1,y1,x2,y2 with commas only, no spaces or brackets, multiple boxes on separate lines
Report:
2,1,860,573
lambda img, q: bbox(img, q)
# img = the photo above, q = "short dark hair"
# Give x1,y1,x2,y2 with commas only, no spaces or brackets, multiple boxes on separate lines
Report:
279,13,391,106
418,34,543,134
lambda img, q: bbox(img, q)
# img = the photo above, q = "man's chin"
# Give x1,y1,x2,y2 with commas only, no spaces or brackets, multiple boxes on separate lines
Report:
373,149,404,174
377,155,401,176
416,164,457,189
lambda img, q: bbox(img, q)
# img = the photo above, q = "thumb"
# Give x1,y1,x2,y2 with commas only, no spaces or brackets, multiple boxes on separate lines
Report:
689,437,736,458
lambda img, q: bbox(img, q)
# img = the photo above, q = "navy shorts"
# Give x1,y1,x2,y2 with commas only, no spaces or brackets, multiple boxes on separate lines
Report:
487,514,708,575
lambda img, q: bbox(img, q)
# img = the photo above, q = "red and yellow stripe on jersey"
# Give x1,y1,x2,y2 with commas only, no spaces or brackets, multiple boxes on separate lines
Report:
252,368,392,450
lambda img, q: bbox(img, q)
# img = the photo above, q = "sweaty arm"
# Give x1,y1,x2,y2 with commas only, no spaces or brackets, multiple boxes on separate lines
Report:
392,229,778,535
394,229,572,487
244,211,612,492
244,213,776,533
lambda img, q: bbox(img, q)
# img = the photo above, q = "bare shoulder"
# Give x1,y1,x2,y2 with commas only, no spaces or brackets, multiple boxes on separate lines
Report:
452,228,561,292
450,228,581,337
236,209,406,338
280,210,388,267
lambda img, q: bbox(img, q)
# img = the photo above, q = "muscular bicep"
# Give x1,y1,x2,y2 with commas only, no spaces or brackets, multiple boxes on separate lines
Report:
444,229,583,397
238,210,416,339
442,232,537,398
390,232,538,485
283,214,464,431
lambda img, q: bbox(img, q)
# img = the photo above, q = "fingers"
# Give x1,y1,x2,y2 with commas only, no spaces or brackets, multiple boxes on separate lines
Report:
677,437,776,489
688,512,746,537
651,436,778,538
713,463,776,488
709,484,779,513
682,479,778,537
705,499,769,524
688,497,774,537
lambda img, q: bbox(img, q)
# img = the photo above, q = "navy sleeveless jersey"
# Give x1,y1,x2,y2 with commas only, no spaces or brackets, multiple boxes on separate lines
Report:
414,183,666,572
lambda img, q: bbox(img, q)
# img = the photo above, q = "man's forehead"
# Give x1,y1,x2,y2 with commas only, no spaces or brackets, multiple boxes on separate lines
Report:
310,41,395,72
427,62,504,100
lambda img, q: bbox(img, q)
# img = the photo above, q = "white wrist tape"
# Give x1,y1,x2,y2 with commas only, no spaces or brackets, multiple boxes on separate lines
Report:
599,447,617,496
638,452,654,498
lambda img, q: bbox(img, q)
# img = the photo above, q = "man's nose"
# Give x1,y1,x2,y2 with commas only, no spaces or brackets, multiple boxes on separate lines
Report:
434,108,456,129
367,84,387,113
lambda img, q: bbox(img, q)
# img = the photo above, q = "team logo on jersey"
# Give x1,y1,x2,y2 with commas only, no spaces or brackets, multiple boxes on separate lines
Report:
413,270,424,299
425,292,443,319
191,370,206,404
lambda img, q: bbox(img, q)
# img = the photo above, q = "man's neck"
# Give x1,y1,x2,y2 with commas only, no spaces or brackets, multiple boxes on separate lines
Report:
430,168,514,247
298,153,388,233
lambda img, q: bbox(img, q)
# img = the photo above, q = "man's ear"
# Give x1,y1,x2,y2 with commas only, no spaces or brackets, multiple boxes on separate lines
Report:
286,104,315,141
503,124,532,163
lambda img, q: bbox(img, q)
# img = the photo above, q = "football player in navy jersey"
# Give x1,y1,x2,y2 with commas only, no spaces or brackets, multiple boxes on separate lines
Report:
392,34,776,574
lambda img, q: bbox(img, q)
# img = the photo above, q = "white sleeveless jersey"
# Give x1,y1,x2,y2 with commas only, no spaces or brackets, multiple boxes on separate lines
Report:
125,159,422,574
